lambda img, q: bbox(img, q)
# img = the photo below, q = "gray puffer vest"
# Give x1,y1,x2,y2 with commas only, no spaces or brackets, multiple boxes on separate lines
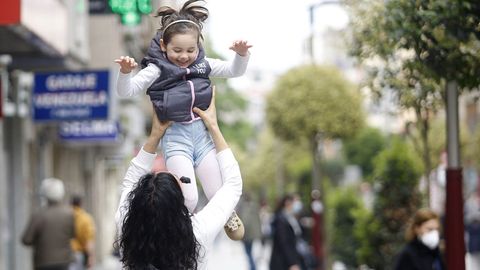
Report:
141,31,212,122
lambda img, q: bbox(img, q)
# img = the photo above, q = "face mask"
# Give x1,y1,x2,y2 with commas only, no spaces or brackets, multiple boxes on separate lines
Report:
419,230,440,249
311,200,323,214
292,200,303,214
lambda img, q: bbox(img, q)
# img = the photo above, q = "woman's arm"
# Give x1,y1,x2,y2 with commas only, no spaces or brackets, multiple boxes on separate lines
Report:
114,113,171,231
193,88,227,152
192,87,243,242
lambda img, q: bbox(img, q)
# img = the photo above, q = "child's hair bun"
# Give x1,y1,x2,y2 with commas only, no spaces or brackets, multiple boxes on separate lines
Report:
156,0,209,30
181,0,209,23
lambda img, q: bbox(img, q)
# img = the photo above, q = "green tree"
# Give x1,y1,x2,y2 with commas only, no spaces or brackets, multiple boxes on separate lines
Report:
356,138,423,269
327,186,364,268
320,158,346,186
345,0,480,203
266,65,364,267
353,206,380,269
266,65,364,189
240,128,313,204
343,127,387,180
345,0,480,87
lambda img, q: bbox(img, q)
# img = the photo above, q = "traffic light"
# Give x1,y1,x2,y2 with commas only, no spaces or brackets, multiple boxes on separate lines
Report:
137,0,152,14
109,0,152,26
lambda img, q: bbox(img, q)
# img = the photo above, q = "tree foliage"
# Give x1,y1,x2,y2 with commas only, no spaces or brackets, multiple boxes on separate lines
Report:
356,138,423,269
345,0,480,200
266,65,364,141
346,0,480,88
240,128,313,203
343,127,387,179
327,186,364,268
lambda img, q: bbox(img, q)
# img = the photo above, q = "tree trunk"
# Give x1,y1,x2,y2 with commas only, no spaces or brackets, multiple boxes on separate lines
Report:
419,110,432,205
311,134,321,191
275,138,285,196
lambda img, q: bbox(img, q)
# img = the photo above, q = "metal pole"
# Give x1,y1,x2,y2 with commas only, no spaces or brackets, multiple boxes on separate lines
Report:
446,81,460,167
445,80,465,270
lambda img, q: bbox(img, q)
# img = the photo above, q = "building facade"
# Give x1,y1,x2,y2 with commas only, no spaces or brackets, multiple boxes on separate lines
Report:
0,1,159,269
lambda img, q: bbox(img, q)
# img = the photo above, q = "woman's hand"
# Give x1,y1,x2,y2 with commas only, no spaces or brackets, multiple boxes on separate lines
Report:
193,86,219,132
229,40,252,57
114,56,138,74
144,111,171,154
151,112,171,140
193,86,228,152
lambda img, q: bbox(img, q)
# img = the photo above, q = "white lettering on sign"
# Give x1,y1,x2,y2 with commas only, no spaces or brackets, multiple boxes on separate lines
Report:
34,91,108,107
51,108,91,118
60,121,117,136
46,73,98,91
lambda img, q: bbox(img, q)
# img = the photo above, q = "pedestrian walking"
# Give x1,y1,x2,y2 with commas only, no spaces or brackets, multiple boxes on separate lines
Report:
238,193,262,270
22,178,75,270
259,199,273,246
69,195,96,270
114,89,243,269
269,194,304,270
394,208,445,270
114,0,251,241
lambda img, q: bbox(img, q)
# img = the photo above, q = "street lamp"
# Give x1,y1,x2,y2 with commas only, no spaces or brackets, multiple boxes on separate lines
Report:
308,0,340,62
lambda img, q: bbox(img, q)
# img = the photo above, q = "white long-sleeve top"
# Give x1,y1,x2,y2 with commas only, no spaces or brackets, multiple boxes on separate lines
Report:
117,54,250,97
115,147,243,270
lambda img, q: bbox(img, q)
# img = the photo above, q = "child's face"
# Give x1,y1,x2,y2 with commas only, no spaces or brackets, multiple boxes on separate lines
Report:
160,32,199,68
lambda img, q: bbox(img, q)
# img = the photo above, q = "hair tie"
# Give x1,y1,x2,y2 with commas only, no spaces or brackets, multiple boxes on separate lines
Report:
163,19,200,33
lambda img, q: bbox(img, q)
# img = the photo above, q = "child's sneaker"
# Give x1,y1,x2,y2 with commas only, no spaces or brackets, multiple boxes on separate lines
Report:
224,211,244,241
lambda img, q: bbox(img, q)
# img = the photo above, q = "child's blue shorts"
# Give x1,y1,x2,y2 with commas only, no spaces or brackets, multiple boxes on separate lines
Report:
160,119,215,167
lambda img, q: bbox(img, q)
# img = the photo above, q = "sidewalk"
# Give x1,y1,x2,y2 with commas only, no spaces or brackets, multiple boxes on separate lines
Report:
208,233,270,270
96,233,271,270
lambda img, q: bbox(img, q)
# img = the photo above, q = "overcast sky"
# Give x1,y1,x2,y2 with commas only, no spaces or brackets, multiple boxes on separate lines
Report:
206,0,349,74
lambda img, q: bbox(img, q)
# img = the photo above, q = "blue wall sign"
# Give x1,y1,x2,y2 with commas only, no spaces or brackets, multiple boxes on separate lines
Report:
59,120,120,142
33,70,110,121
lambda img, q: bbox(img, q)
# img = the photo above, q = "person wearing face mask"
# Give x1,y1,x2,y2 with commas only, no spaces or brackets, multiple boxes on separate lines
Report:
394,208,445,270
270,194,306,270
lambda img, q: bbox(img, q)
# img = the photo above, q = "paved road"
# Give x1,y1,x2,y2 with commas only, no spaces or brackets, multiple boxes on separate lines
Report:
97,233,271,270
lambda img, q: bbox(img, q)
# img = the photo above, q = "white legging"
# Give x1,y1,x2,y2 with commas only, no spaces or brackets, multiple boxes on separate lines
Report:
165,149,223,212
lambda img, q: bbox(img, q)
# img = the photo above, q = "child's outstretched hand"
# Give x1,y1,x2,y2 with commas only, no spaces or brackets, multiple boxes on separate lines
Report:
229,40,252,57
114,56,138,74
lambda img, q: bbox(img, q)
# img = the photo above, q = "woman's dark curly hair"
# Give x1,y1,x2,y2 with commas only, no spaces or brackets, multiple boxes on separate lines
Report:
116,172,200,269
155,0,209,45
